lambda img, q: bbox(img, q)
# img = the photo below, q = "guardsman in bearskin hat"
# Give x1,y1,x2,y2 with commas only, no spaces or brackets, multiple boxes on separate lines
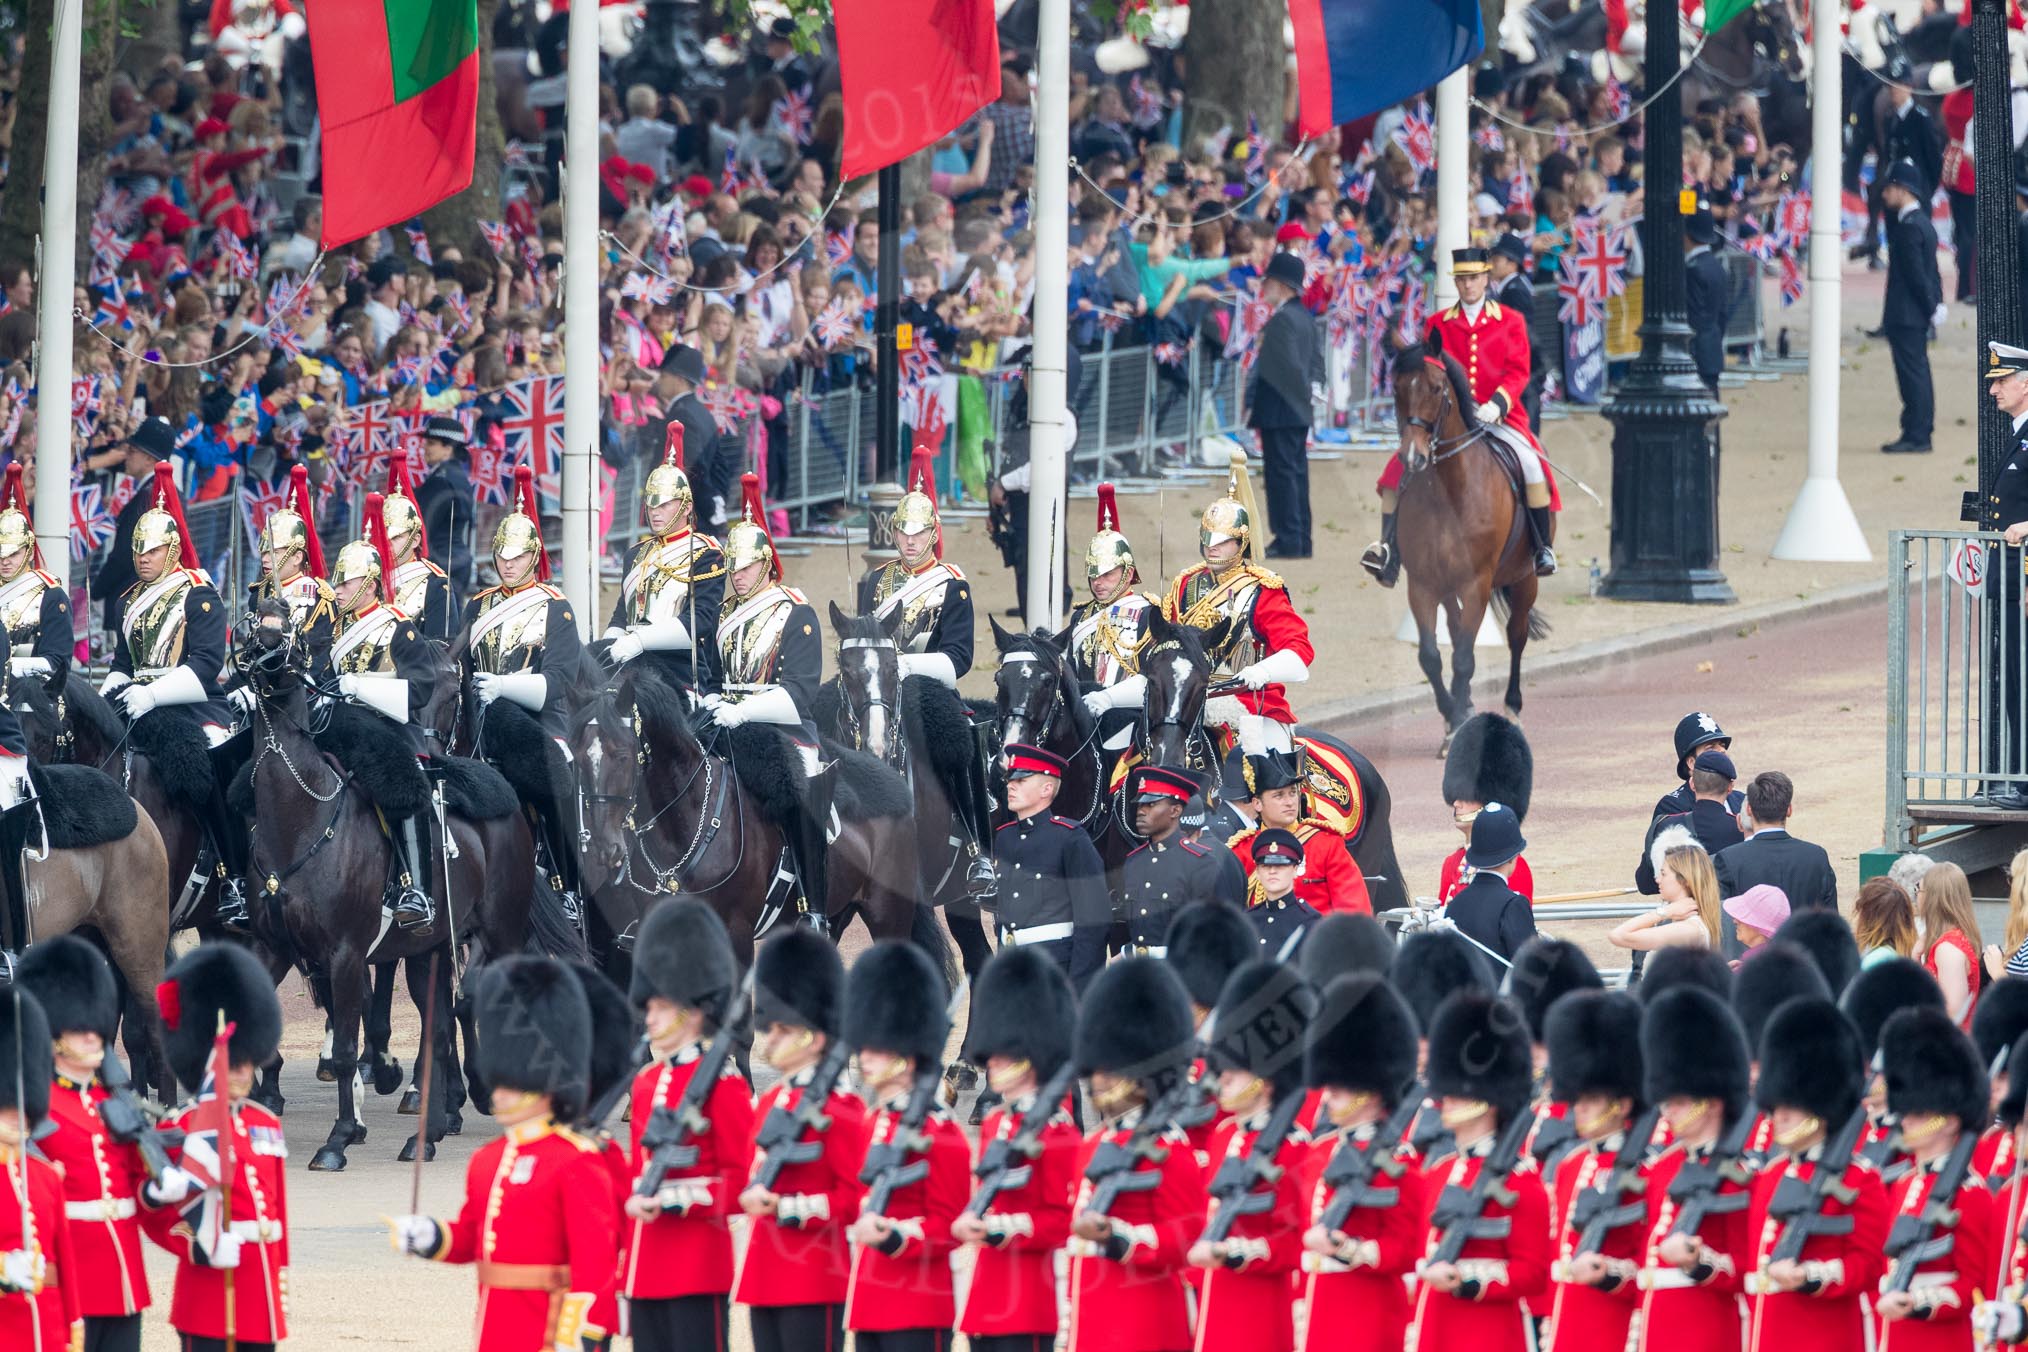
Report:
1162,450,1313,757
1508,936,1604,1171
1656,712,1745,821
245,463,336,681
1167,900,1259,1167
1742,996,1890,1350
1189,960,1316,1352
1225,749,1368,916
1409,990,1550,1352
1974,980,2028,1189
1542,991,1655,1352
1842,955,1948,1178
1874,1006,1994,1347
140,943,289,1350
1299,973,1426,1352
619,899,753,1351
1439,712,1535,904
953,945,1082,1352
737,928,867,1352
841,941,969,1351
1071,483,1157,758
1636,945,1735,1003
1777,910,1861,1001
380,450,458,641
1066,957,1208,1352
1629,986,1757,1352
572,961,641,1351
1123,765,1246,955
1977,1029,2028,1341
388,956,619,1352
604,423,724,681
996,744,1112,990
0,986,76,1352
1392,930,1495,1158
14,937,152,1351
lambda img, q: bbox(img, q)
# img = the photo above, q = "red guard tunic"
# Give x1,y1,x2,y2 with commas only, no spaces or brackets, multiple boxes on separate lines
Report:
1193,1114,1312,1352
1068,1113,1210,1352
1230,820,1370,916
844,1101,970,1333
421,1117,621,1352
0,1146,78,1352
958,1099,1082,1340
1630,1140,1754,1352
1977,1123,2018,1195
621,1045,756,1302
1743,1149,1891,1352
1543,1136,1648,1352
1299,1127,1429,1352
140,1097,289,1344
1406,1139,1552,1352
1874,1156,1992,1351
41,1073,150,1318
1161,564,1313,724
587,1135,628,1344
734,1070,869,1309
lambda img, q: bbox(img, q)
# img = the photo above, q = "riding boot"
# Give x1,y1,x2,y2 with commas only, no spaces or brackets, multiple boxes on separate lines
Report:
538,803,584,927
1361,513,1399,587
1526,505,1558,576
207,780,252,932
0,799,35,961
391,813,435,931
960,750,999,902
788,764,834,917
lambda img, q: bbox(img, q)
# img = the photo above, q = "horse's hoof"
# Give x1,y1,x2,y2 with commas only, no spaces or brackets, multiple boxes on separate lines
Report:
316,1058,336,1084
372,1060,404,1096
307,1147,348,1172
398,1089,422,1116
254,1090,285,1117
397,1135,436,1164
443,1111,463,1136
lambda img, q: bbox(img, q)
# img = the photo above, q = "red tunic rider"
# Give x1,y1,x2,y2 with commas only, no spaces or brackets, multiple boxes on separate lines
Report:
1364,246,1558,586
1226,749,1369,917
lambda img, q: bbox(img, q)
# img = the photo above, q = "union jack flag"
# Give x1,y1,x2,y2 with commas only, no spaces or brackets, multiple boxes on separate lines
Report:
95,187,138,231
335,400,397,475
1224,294,1273,366
107,472,137,515
1779,251,1805,307
1472,124,1505,154
1776,191,1811,247
93,279,135,331
1128,75,1164,130
722,145,758,197
700,382,758,435
72,377,102,438
166,1015,235,1252
266,275,303,324
240,477,289,549
215,231,256,282
776,89,813,144
479,220,512,257
469,437,511,505
404,221,433,265
499,375,568,488
1557,255,1599,326
813,298,858,350
824,230,853,270
1507,164,1534,220
1243,115,1267,183
1342,169,1374,209
1395,101,1436,175
1096,308,1126,335
444,290,474,331
1154,339,1190,368
621,273,675,305
503,141,534,171
70,481,113,558
1605,77,1631,123
1570,221,1629,301
389,354,427,387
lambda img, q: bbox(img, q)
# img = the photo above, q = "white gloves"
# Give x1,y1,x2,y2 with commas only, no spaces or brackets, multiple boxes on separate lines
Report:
0,1248,42,1293
116,683,158,720
1475,399,1504,424
337,674,359,699
1236,649,1309,690
897,651,958,689
226,687,256,715
474,672,547,711
124,665,207,716
201,1231,244,1270
1081,689,1113,717
389,1214,441,1257
1933,303,1949,328
607,630,646,665
101,671,131,700
718,685,800,728
712,701,748,729
142,1165,199,1208
6,657,47,679
1082,674,1146,717
342,674,410,723
1978,1302,2026,1344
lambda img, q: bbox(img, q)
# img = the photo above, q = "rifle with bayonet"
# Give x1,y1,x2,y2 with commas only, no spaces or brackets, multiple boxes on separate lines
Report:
967,1060,1078,1218
1426,1107,1537,1267
1763,1105,1871,1267
1666,1106,1759,1238
1316,1082,1426,1234
752,1038,852,1193
632,970,756,1206
858,1064,944,1219
1081,1079,1199,1221
1880,1127,1979,1294
1199,1088,1308,1250
97,1051,183,1183
1569,1107,1662,1257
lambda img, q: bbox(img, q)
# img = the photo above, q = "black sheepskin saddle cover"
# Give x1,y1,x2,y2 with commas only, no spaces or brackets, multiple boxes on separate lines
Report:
312,703,430,816
28,762,137,847
901,675,984,804
724,723,911,826
479,698,572,809
127,706,215,810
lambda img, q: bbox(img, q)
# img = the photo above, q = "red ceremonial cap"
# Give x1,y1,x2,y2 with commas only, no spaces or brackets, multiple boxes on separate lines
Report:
1005,743,1067,780
1130,765,1197,804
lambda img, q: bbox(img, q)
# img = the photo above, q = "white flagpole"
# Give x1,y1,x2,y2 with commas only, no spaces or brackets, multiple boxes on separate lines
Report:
559,0,600,630
35,0,82,587
1025,0,1070,630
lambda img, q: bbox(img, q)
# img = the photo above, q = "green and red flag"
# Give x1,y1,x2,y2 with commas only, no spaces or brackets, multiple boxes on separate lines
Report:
1702,0,1754,35
306,0,480,248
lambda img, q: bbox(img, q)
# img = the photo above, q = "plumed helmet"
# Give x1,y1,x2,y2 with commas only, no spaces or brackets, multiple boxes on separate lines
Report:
257,464,324,577
1733,942,1831,1055
1442,713,1534,822
1392,929,1494,1035
1075,956,1196,1100
1838,956,1945,1058
476,956,592,1118
1299,912,1396,986
331,539,383,589
753,926,845,1038
1774,910,1861,998
492,465,548,576
1755,996,1865,1129
643,420,694,511
1166,901,1258,1009
1505,937,1603,1045
1881,1005,1990,1131
1305,973,1418,1107
15,935,119,1043
257,507,309,562
966,945,1078,1082
383,453,426,549
571,962,642,1119
1642,986,1751,1127
0,464,32,564
0,987,52,1129
628,897,739,1028
1199,449,1261,564
1425,991,1533,1128
1205,960,1316,1099
893,442,943,546
843,941,950,1064
1635,946,1733,1004
1086,482,1136,583
723,473,780,586
1546,990,1646,1109
133,461,195,567
1973,978,2028,1076
157,943,284,1094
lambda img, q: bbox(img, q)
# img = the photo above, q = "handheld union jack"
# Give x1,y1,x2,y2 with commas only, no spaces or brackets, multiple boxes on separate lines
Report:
1605,77,1631,122
722,145,758,197
72,377,103,439
498,376,568,491
71,482,113,559
824,230,853,270
1570,222,1629,301
1243,114,1267,183
479,220,512,257
1557,255,1600,326
404,221,433,266
813,298,857,350
1128,75,1164,131
1779,252,1804,307
215,231,256,282
1472,124,1505,154
776,88,814,145
1395,101,1437,175
240,477,289,552
621,273,676,306
93,279,135,331
700,382,758,435
899,340,944,426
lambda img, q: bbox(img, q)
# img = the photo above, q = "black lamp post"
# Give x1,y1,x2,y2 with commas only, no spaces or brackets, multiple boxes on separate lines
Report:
1597,0,1735,603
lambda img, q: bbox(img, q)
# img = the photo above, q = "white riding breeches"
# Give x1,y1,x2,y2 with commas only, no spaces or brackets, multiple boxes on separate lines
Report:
1513,440,1545,485
1237,715,1294,756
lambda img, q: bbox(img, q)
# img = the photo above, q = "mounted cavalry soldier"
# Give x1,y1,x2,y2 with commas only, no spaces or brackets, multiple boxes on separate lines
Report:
604,424,724,682
104,463,250,929
0,470,64,960
461,464,586,920
382,451,457,642
1072,483,1155,757
1162,451,1314,757
245,463,335,682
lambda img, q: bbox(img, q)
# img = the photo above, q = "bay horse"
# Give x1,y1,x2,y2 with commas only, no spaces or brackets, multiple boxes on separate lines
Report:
237,616,563,1171
1392,337,1551,754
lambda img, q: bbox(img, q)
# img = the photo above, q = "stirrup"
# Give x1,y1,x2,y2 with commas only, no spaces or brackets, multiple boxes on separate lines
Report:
1361,541,1398,588
1533,547,1557,577
964,856,998,900
215,877,252,931
392,889,435,931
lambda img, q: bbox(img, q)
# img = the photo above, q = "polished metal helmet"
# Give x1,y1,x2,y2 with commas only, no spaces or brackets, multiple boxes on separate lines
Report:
0,508,32,562
1086,481,1136,583
257,507,309,561
1199,497,1250,553
133,504,181,560
723,472,778,590
493,509,541,563
332,539,383,588
382,490,423,545
892,441,940,546
643,461,693,511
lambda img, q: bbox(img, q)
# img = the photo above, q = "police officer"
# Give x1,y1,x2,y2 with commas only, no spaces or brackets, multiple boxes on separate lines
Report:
1247,827,1320,958
1121,765,1246,955
655,345,726,526
1882,157,1944,454
1654,712,1746,820
1636,749,1745,895
1684,201,1729,398
994,744,1112,990
1248,251,1320,558
1985,341,2028,809
414,415,476,596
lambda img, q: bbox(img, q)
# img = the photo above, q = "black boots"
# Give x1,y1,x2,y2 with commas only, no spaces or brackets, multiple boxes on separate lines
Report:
1361,513,1400,587
1527,505,1557,576
391,812,435,931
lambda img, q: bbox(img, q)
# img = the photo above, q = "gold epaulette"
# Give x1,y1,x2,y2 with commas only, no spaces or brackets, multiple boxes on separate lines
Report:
555,1125,604,1154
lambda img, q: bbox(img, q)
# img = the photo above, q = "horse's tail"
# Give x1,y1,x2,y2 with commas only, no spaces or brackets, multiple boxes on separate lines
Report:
1491,586,1553,641
525,877,591,962
909,903,961,1005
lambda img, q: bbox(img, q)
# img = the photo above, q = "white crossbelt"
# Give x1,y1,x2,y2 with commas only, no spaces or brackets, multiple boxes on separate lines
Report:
999,922,1073,946
1135,945,1169,958
66,1197,137,1222
228,1218,284,1244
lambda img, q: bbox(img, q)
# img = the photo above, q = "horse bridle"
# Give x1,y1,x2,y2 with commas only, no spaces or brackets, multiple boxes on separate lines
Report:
997,649,1104,826
1399,363,1491,472
837,636,904,770
580,695,743,896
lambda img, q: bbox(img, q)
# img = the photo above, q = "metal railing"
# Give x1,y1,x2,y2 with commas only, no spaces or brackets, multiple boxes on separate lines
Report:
1379,887,1647,987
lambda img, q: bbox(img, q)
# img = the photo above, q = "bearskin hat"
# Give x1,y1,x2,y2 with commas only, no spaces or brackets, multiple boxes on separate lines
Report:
1075,956,1196,1098
1206,960,1316,1098
1306,973,1419,1107
1641,986,1751,1127
1442,713,1533,822
843,941,950,1064
1838,956,1944,1056
1546,990,1646,1108
753,925,844,1038
1775,909,1861,998
1505,936,1604,1044
1636,945,1733,1004
0,987,51,1127
966,945,1077,1081
1755,996,1865,1128
1973,977,2028,1075
476,956,592,1118
1733,942,1831,1055
1425,991,1533,1127
571,962,642,1119
15,935,119,1041
1166,901,1258,1009
628,896,739,1027
1881,1005,1990,1130
1299,912,1395,986
2001,1031,2028,1128
158,942,284,1094
1391,929,1493,1035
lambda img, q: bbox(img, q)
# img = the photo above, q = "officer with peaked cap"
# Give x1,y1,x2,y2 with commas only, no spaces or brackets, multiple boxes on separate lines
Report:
1246,827,1321,957
1973,978,2028,1185
1984,340,2028,809
1122,764,1245,954
1446,803,1537,964
0,985,74,1350
1440,712,1536,905
996,743,1112,989
1300,974,1427,1352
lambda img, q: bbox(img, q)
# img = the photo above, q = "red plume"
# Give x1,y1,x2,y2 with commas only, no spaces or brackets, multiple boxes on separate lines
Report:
286,464,325,578
907,434,943,560
150,462,199,571
663,420,685,470
364,492,398,602
384,454,428,559
1096,481,1120,534
155,979,182,1032
738,472,781,581
2,464,43,568
512,464,551,581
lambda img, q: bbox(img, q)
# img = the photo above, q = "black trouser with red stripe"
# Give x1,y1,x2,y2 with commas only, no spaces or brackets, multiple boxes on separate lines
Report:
749,1303,844,1352
853,1331,952,1352
629,1294,729,1352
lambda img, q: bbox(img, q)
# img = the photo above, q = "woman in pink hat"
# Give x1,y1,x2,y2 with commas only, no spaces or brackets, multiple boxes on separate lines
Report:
1720,883,1790,967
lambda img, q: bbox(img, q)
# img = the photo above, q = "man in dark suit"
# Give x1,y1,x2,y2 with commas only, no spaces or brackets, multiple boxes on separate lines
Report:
1684,202,1730,397
1636,749,1745,894
1882,83,1944,207
1979,341,2028,809
653,344,725,526
1712,770,1839,922
1881,157,1944,453
415,419,476,595
89,416,176,646
1247,250,1320,559
1444,802,1536,965
1488,233,1542,432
